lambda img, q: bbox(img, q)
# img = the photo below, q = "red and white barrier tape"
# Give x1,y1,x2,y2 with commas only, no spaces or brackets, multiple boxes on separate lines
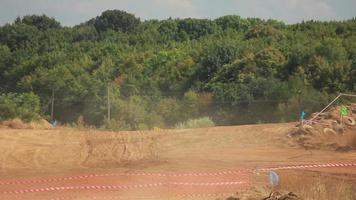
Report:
50,192,244,200
171,181,246,186
257,163,356,171
0,170,249,186
0,181,248,195
0,162,354,193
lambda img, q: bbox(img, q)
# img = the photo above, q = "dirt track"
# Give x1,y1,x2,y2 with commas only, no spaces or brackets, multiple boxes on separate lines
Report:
0,123,356,199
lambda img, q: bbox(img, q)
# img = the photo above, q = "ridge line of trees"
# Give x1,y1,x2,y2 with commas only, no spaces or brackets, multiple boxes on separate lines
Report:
0,10,355,129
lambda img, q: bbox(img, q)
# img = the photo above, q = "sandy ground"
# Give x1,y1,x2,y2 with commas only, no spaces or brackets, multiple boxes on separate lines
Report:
0,123,355,199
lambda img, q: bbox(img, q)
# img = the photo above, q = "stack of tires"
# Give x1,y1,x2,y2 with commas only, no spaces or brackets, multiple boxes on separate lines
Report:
303,104,356,135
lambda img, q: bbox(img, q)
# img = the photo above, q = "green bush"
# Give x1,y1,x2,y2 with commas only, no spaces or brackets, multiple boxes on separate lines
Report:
175,117,215,129
100,118,131,131
0,92,41,122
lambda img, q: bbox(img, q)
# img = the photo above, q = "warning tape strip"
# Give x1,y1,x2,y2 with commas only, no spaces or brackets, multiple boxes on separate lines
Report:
257,163,356,171
0,162,354,187
49,192,244,200
179,191,247,199
0,181,248,195
0,170,250,186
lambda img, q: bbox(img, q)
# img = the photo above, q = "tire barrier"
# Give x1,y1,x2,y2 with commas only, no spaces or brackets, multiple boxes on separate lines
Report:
343,116,355,126
323,128,337,135
302,125,314,131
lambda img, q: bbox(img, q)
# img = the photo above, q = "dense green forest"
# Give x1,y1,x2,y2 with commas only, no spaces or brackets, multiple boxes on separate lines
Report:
0,10,355,129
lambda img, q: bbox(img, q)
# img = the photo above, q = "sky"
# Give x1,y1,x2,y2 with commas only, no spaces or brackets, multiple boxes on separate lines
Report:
0,0,355,26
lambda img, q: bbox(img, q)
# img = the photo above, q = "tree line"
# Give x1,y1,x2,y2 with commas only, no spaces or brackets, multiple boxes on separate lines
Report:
0,10,355,129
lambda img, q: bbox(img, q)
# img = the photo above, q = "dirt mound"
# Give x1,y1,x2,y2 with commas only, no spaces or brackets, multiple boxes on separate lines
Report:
288,104,356,151
1,118,29,129
262,192,301,200
0,118,52,130
222,190,302,200
29,119,52,129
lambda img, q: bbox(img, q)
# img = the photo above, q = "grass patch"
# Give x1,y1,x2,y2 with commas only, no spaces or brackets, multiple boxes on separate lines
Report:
278,171,356,200
175,117,215,129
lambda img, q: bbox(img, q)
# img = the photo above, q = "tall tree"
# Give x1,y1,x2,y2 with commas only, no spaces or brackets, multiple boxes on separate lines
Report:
91,10,140,33
15,15,61,31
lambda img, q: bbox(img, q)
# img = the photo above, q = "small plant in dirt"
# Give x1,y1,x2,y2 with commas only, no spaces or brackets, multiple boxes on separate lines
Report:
175,117,215,129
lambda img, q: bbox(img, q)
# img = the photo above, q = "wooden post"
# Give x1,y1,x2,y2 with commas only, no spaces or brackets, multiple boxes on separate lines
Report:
107,85,111,121
51,88,55,122
340,108,343,128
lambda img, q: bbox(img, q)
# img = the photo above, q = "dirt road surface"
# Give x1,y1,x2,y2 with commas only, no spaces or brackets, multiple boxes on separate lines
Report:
0,123,355,199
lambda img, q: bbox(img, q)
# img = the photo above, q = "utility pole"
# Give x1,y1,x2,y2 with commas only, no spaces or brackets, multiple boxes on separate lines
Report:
107,84,111,121
297,89,302,116
51,88,55,122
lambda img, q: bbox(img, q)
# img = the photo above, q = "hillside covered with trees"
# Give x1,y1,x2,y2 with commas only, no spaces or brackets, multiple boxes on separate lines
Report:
0,10,355,130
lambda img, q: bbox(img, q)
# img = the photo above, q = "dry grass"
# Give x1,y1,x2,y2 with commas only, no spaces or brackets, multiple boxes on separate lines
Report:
278,171,356,200
249,170,356,200
0,118,52,129
1,118,29,129
175,117,215,129
29,119,52,129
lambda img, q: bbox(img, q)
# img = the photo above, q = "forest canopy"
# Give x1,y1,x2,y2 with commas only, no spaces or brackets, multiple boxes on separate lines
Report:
0,10,355,129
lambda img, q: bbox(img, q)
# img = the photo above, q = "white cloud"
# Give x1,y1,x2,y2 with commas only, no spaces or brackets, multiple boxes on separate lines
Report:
63,0,199,23
232,0,337,23
130,0,199,19
0,0,353,26
153,0,194,10
280,0,337,23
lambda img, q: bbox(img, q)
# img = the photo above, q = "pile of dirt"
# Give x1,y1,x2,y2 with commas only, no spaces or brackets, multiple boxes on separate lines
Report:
261,192,301,200
222,191,302,200
0,118,52,129
0,118,29,129
29,119,53,129
288,104,356,151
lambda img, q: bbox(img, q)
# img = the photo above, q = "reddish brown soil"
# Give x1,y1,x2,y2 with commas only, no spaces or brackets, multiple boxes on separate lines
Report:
0,123,355,199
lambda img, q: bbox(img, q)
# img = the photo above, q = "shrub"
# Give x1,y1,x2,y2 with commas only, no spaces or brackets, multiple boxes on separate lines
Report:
0,92,41,122
156,98,180,126
101,118,131,131
111,96,149,130
175,117,215,129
